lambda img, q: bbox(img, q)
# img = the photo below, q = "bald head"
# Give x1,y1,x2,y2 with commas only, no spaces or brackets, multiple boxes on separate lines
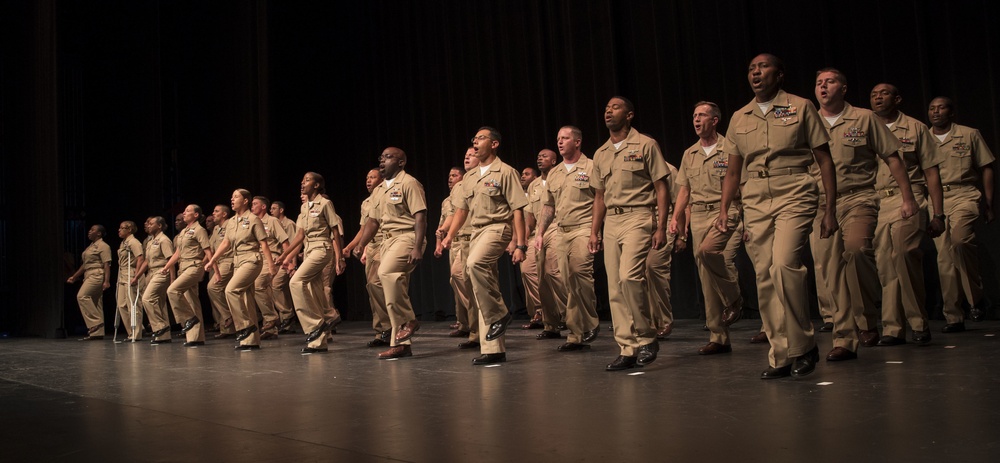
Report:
379,146,407,179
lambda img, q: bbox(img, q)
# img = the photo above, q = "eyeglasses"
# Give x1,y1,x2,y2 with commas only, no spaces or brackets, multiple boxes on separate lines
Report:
471,135,491,143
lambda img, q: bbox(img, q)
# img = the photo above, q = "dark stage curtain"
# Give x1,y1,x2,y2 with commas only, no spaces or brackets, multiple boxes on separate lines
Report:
3,0,999,335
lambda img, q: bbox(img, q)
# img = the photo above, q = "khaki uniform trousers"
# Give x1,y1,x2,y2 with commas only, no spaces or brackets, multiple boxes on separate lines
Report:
449,235,478,340
935,184,985,323
208,260,236,335
876,189,929,337
603,209,656,357
647,211,677,332
742,173,817,368
253,265,278,335
229,259,263,346
831,190,881,352
466,223,513,354
692,205,743,346
322,254,340,322
168,264,206,343
116,276,146,340
290,244,333,349
365,240,391,335
810,195,838,325
378,232,424,347
557,225,600,344
77,268,106,334
271,266,294,324
522,229,568,331
142,269,171,339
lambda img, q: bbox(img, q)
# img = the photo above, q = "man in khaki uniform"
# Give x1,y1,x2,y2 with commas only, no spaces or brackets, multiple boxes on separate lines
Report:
646,159,680,339
536,126,602,352
346,168,392,347
251,196,289,340
443,127,528,365
164,204,213,346
717,54,838,379
116,221,146,341
140,216,174,343
671,101,744,355
589,97,670,371
207,205,236,339
928,97,996,332
270,201,297,332
870,83,946,346
436,149,481,347
521,149,568,340
814,69,916,362
346,147,428,359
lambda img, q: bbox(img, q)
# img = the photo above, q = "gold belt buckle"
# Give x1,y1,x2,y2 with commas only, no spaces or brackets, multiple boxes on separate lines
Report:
613,207,625,214
883,188,895,197
757,169,770,178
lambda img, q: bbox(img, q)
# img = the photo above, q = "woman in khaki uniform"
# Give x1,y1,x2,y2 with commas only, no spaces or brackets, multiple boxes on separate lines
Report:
115,221,145,341
140,217,174,343
205,189,275,350
279,172,344,354
163,204,212,347
67,224,112,340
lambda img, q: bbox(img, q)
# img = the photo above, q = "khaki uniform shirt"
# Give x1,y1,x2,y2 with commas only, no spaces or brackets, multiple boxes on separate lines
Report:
438,196,454,229
526,176,552,236
727,89,829,174
259,214,289,255
823,103,901,193
370,171,427,233
456,158,528,227
677,135,732,204
145,232,173,269
875,111,944,190
176,223,211,269
297,195,341,251
210,224,234,262
544,155,595,228
83,239,112,270
225,210,268,267
592,127,669,208
932,123,997,185
449,180,475,235
278,216,296,240
117,235,144,283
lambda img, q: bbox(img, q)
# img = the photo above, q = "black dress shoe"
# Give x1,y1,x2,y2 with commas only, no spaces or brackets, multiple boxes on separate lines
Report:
970,301,987,322
150,339,172,345
636,340,659,366
367,338,390,348
183,341,205,348
877,335,906,346
301,346,328,354
942,322,966,333
152,327,170,338
912,329,932,345
536,330,561,340
760,365,792,379
698,342,732,355
557,321,568,331
581,326,600,343
825,346,858,362
236,324,258,342
87,323,105,335
181,317,200,333
818,322,834,332
557,342,590,352
279,317,295,333
792,346,820,377
235,344,260,351
484,313,512,341
305,324,327,343
606,355,638,371
457,340,480,349
472,353,506,365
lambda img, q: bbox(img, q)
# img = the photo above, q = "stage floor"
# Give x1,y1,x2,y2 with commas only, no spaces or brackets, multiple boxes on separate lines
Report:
1,320,997,462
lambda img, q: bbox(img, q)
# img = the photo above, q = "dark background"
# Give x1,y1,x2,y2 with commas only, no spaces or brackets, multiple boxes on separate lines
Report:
2,0,998,337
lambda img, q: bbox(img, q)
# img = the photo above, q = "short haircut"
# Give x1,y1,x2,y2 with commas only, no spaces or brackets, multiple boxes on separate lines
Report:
816,67,847,85
272,201,285,211
523,166,540,177
561,125,583,141
930,96,955,111
93,224,107,237
757,53,785,74
611,96,635,113
694,101,721,119
253,196,270,208
151,216,167,228
215,204,232,217
479,126,502,144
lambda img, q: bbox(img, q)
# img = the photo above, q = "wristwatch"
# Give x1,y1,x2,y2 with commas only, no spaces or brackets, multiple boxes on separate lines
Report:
934,214,946,221
515,245,528,252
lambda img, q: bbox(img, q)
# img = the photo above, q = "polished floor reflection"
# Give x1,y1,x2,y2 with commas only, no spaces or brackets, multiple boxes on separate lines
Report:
1,320,997,462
